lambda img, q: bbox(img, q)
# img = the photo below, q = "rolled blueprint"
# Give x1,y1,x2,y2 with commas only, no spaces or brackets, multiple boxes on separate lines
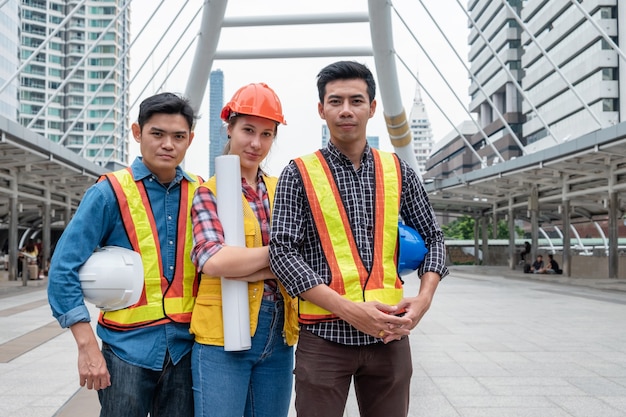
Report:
215,155,251,351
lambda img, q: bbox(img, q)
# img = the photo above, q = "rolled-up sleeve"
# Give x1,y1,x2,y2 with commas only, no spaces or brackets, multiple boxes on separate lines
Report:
47,186,113,327
190,185,225,272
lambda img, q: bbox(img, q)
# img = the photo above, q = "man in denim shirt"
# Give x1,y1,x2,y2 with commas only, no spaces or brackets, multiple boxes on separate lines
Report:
48,93,202,417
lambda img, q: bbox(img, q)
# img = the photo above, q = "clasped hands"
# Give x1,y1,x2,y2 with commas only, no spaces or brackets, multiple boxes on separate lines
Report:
346,297,424,344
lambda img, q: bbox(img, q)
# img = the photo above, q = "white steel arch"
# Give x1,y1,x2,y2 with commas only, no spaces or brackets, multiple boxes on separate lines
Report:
183,0,420,174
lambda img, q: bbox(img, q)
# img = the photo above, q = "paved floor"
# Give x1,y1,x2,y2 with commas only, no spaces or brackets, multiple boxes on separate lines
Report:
0,266,625,417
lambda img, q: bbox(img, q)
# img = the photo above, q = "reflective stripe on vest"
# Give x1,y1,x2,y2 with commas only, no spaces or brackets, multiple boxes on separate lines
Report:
293,149,403,323
98,168,200,330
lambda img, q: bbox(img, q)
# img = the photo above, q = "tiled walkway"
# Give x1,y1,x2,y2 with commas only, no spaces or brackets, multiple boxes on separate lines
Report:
1,266,625,417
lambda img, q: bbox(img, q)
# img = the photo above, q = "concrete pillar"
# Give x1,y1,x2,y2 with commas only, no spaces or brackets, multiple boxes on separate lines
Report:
481,215,489,265
480,102,492,127
492,204,498,239
42,200,51,277
474,216,480,265
8,194,18,281
529,185,539,262
508,204,516,270
506,82,519,113
65,199,72,226
492,93,504,121
608,192,618,278
562,200,571,277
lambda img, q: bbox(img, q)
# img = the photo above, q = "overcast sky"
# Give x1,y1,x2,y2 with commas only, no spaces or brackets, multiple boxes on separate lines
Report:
128,0,470,177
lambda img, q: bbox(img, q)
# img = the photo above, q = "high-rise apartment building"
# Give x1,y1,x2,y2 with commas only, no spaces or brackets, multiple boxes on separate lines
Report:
521,1,624,150
18,0,130,168
367,135,379,149
321,124,330,148
408,77,434,175
208,69,227,177
429,1,624,181
0,1,19,120
467,0,524,167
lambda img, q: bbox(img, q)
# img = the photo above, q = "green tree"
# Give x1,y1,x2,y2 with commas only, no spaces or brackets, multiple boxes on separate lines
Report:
441,215,523,240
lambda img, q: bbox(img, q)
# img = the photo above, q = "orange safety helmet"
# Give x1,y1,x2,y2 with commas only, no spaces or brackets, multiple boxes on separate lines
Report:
220,83,287,125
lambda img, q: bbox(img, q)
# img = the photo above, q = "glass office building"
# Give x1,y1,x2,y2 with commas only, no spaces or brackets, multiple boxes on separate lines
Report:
208,69,227,177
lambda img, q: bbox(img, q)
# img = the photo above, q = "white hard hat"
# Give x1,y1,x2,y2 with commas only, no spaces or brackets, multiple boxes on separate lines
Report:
79,246,144,311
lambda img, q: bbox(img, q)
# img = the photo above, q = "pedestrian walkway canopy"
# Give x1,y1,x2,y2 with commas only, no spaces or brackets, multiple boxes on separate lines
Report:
425,121,626,224
0,115,105,232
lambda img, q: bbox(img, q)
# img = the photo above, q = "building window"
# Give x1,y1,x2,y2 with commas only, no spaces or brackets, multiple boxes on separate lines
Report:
602,68,617,80
601,37,618,50
507,19,519,28
599,7,616,19
48,68,63,77
602,98,618,112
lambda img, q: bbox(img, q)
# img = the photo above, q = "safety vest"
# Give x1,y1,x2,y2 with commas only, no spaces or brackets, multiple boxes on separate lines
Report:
98,168,201,330
190,175,299,346
293,149,404,323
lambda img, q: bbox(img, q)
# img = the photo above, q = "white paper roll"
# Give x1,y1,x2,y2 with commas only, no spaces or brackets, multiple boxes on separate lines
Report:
215,155,252,351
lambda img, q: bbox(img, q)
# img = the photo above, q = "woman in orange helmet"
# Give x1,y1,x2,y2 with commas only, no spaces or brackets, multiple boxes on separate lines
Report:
188,83,298,417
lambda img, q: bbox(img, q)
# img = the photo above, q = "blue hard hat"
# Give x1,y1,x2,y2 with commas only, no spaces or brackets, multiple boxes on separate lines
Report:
398,223,428,275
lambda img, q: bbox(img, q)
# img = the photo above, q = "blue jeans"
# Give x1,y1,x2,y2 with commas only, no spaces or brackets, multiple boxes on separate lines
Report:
192,299,294,417
98,342,193,417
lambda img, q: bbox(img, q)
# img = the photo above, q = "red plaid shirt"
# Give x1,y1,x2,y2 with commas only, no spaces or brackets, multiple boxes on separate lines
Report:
190,171,279,300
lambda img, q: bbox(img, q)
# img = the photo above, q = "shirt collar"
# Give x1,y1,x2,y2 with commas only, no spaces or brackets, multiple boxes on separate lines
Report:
325,140,372,167
130,156,193,183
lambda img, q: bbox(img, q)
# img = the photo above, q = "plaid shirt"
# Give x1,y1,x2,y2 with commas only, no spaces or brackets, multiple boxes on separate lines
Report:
190,171,279,300
270,142,448,345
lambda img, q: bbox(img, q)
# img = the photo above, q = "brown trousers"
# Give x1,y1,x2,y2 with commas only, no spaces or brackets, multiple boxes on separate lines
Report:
294,329,413,417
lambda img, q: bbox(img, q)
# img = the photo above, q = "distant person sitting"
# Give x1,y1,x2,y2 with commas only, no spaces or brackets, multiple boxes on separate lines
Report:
19,240,40,280
529,254,544,274
520,241,531,263
545,254,562,274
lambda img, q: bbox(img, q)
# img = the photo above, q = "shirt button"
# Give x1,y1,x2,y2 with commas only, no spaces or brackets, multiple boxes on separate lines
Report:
169,240,173,245
168,215,172,220
169,266,174,270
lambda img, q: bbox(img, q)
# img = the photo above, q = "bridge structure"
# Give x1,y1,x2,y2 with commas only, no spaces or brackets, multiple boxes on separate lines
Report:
1,0,625,280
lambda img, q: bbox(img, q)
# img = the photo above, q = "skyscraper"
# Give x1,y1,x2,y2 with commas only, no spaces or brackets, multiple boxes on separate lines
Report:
426,1,625,180
466,1,624,158
18,0,130,168
408,75,434,175
208,69,227,177
467,0,524,166
0,1,19,120
367,135,379,149
521,2,624,150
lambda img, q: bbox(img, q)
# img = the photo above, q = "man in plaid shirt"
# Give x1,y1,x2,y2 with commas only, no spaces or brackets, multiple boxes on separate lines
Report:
270,61,448,417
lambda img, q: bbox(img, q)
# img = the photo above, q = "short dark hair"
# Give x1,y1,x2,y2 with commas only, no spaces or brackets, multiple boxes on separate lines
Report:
316,61,376,104
137,92,196,131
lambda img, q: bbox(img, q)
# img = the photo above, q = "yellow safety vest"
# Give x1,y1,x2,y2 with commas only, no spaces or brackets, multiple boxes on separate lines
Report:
98,168,201,330
293,149,403,323
190,175,299,346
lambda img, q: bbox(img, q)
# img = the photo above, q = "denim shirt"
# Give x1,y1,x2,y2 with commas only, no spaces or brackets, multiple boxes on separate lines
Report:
47,157,198,371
